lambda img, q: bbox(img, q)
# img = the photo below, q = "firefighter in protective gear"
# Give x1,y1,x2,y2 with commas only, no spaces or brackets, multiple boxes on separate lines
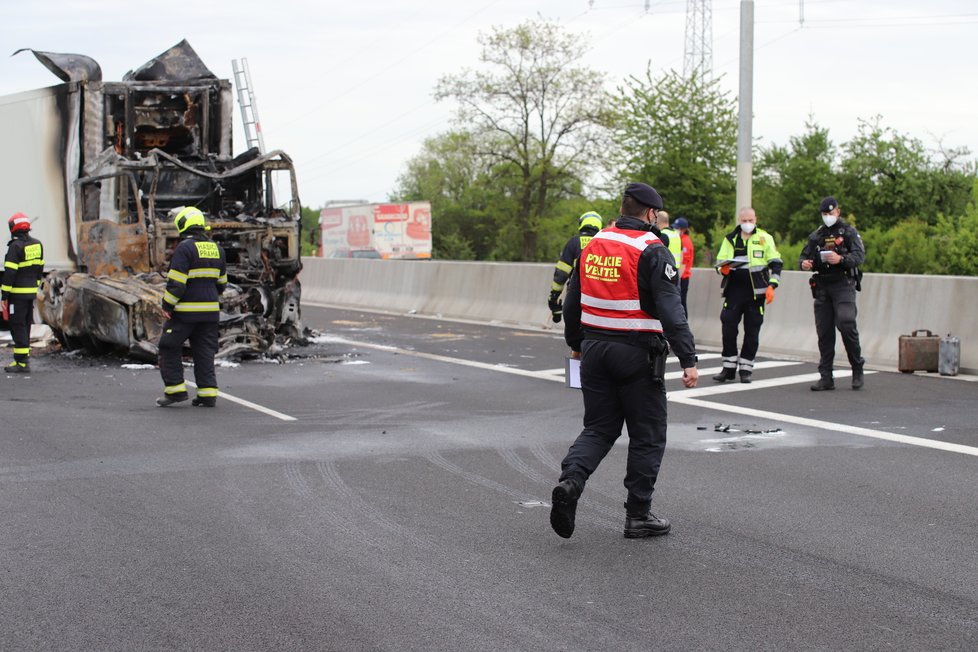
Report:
3,213,44,373
156,207,228,407
548,211,603,323
712,207,782,384
550,183,698,540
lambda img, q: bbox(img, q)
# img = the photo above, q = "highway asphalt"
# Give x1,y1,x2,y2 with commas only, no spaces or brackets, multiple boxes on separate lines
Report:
1,304,976,650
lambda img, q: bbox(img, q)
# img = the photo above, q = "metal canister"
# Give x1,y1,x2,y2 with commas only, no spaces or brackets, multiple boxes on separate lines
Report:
939,334,960,376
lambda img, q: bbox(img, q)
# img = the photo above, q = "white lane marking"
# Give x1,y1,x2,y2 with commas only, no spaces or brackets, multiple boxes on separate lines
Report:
676,360,802,380
326,337,977,457
670,394,978,457
185,381,297,422
326,337,566,382
674,369,868,397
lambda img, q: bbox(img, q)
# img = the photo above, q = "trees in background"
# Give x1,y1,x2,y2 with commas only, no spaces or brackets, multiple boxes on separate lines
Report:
357,19,978,275
610,67,737,232
432,19,612,261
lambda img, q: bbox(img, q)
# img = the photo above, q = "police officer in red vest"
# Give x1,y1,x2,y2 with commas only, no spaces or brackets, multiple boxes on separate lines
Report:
551,183,699,539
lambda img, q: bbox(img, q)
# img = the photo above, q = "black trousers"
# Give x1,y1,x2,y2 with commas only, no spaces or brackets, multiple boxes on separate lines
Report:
679,277,690,317
720,293,764,367
7,299,34,363
559,339,667,515
813,278,863,376
158,319,219,394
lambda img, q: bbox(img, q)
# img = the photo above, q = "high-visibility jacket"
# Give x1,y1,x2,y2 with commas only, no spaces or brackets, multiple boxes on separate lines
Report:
2,233,44,300
162,231,228,322
551,226,599,293
580,225,664,333
716,226,783,299
659,227,682,268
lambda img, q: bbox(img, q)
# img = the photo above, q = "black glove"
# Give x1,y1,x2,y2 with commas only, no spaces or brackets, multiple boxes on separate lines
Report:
548,292,563,323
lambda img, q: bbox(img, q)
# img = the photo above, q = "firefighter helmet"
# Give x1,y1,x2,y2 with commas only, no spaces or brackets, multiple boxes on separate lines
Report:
578,211,602,232
7,213,31,234
172,206,207,233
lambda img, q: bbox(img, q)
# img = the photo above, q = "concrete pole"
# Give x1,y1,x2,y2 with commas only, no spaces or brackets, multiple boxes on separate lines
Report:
735,0,754,215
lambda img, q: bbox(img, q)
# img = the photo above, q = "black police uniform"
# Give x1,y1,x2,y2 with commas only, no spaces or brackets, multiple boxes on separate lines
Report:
2,231,44,372
548,225,600,322
558,215,697,530
157,229,227,406
799,219,865,384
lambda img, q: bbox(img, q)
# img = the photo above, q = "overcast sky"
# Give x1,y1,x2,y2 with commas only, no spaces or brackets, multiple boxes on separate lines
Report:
1,1,975,209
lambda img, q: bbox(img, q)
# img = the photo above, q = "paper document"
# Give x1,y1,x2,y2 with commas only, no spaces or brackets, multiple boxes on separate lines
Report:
565,357,581,389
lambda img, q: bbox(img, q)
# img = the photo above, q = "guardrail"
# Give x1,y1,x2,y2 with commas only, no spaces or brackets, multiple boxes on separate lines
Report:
300,257,975,373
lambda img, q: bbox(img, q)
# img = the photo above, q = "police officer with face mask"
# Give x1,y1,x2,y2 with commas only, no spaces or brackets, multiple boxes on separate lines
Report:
800,196,865,391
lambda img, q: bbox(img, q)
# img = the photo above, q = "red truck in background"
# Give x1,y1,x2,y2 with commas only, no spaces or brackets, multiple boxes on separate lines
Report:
319,202,432,260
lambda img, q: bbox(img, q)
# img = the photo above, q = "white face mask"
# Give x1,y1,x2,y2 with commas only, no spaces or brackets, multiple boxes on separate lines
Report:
740,222,756,234
822,214,838,228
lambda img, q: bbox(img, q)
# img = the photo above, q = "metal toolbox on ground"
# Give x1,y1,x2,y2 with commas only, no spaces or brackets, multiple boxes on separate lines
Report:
898,329,940,373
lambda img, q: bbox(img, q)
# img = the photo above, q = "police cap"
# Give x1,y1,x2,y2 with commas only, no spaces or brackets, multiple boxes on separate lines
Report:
819,196,839,213
623,182,664,210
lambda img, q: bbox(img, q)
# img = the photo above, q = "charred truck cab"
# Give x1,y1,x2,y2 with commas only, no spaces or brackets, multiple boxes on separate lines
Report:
7,41,303,359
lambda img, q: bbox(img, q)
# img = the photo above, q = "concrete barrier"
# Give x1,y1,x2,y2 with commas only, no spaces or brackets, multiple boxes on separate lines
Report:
301,257,977,373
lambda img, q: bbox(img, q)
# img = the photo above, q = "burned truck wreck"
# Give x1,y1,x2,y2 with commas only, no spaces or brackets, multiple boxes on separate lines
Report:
6,41,303,359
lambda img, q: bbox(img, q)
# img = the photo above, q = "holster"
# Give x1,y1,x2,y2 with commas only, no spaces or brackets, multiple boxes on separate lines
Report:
648,337,670,380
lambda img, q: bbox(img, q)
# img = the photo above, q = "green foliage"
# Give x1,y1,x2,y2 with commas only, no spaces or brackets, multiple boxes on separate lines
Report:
610,66,737,249
300,205,320,256
434,19,612,261
754,119,838,243
384,19,978,274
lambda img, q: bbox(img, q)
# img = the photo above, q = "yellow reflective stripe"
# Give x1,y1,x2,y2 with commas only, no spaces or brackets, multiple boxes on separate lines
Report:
163,291,180,306
13,347,31,355
555,261,573,274
551,281,563,292
167,269,189,284
187,268,221,278
165,383,187,394
4,261,18,270
196,387,219,398
173,302,220,312
217,274,228,284
0,284,9,292
7,287,39,294
19,259,44,267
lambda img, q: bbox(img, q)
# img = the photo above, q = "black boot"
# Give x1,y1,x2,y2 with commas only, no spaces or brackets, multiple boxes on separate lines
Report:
156,392,189,407
4,361,30,374
712,367,736,383
192,396,217,407
623,508,671,538
739,370,752,384
851,366,864,390
810,376,835,391
550,480,581,539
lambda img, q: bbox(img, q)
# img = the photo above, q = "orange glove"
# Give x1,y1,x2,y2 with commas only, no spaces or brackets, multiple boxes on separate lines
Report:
1,299,8,321
765,285,775,305
718,264,730,276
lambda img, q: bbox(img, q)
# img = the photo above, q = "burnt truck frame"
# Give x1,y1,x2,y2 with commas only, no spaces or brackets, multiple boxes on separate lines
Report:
7,42,303,360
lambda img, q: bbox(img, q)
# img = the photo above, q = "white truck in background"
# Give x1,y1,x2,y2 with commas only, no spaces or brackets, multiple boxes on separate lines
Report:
318,202,432,260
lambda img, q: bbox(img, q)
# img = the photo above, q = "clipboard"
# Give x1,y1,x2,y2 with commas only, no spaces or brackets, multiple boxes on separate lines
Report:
565,357,581,389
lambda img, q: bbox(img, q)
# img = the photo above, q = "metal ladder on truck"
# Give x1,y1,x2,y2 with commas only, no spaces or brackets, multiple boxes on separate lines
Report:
231,58,266,154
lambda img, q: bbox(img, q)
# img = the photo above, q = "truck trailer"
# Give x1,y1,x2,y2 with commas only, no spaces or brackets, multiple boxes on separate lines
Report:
0,41,303,360
319,202,432,260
